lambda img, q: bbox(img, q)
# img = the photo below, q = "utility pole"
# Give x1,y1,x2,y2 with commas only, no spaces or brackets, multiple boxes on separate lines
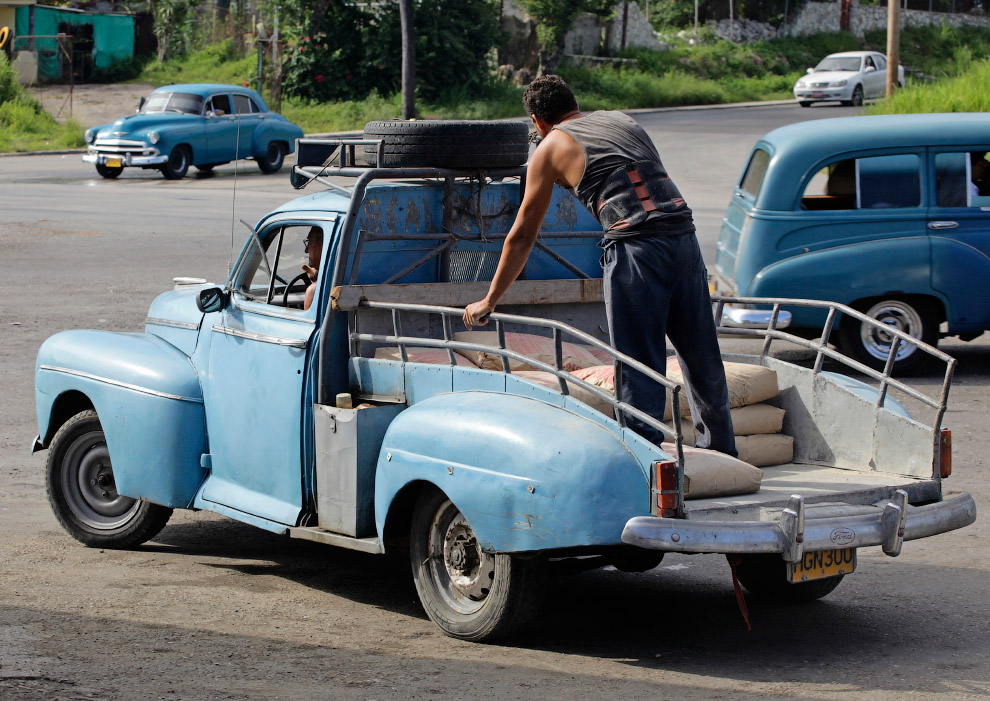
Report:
399,0,416,120
886,0,900,98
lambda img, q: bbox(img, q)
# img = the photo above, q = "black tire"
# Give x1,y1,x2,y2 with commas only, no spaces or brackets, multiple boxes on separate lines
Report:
850,84,864,107
736,554,844,603
258,141,286,173
798,101,812,108
95,163,123,179
46,410,172,548
837,297,939,375
160,145,190,180
363,120,529,169
409,489,546,641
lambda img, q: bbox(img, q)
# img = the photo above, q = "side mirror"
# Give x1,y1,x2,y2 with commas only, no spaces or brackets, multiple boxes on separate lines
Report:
864,65,876,73
196,287,229,313
138,96,145,112
205,110,215,119
806,67,814,74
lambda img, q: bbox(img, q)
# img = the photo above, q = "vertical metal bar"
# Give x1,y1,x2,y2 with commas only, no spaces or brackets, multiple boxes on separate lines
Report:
713,298,726,326
496,319,511,373
932,357,956,478
614,361,626,427
392,309,407,362
442,313,457,366
348,229,367,285
347,311,357,358
759,304,781,360
553,328,569,395
671,389,685,517
814,307,838,375
876,336,901,409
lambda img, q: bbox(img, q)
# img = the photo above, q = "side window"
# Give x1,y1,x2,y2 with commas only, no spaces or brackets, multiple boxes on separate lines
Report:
232,94,256,114
874,55,886,70
208,94,232,116
739,147,770,199
935,151,990,208
801,155,920,210
864,56,875,70
235,225,325,309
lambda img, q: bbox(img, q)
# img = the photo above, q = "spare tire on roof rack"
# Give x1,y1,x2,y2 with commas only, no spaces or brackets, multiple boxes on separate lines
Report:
363,119,530,169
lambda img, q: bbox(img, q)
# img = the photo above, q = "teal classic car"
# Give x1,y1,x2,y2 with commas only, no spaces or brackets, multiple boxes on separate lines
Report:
82,83,304,179
714,113,990,374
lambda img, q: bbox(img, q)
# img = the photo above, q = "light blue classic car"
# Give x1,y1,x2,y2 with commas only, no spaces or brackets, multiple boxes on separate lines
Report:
714,112,990,374
82,83,304,179
36,124,975,641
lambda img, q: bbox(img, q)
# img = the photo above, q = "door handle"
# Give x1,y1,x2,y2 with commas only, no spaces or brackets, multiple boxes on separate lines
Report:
928,221,959,230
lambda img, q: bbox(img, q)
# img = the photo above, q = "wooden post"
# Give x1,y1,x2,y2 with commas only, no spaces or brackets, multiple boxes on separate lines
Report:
886,0,900,98
621,1,629,51
399,0,416,120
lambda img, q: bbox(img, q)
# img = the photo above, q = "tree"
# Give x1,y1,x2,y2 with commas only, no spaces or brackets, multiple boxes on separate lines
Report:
400,0,416,118
518,0,614,74
149,0,190,63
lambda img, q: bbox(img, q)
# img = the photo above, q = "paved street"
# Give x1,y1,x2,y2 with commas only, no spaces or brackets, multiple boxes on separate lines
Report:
1,103,988,699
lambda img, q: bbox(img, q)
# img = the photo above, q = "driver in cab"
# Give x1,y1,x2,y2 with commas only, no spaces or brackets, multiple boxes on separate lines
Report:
302,226,322,311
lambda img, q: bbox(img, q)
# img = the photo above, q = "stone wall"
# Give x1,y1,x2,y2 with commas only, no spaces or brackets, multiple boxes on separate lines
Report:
784,0,990,38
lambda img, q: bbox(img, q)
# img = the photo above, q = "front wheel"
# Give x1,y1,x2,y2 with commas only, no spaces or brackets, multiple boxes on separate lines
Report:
160,145,190,179
46,410,172,548
838,297,938,375
257,141,285,173
95,163,123,179
735,554,843,603
850,84,864,107
410,489,546,641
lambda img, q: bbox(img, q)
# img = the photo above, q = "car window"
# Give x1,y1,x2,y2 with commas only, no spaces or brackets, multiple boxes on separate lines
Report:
236,225,324,308
815,56,861,72
864,56,876,69
739,147,771,199
874,55,887,70
232,94,258,114
141,92,204,115
801,154,921,210
935,151,990,208
207,94,232,116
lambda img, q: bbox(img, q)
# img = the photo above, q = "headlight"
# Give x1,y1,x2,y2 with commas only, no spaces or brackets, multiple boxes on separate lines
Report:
85,128,95,144
831,79,848,87
148,131,160,145
795,80,805,88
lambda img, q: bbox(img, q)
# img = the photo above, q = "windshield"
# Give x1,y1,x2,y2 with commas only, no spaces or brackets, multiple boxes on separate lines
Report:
140,92,204,115
814,57,862,72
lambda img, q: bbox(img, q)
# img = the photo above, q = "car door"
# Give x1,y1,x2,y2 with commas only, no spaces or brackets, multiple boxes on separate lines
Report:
231,93,261,160
204,92,238,163
929,148,990,330
198,217,336,526
861,55,883,98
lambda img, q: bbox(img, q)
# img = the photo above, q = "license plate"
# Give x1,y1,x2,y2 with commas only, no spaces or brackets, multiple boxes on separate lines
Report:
787,548,856,583
106,158,122,168
810,92,824,98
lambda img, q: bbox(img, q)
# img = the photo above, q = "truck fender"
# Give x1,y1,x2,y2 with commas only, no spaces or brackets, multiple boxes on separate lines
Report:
375,391,649,554
748,236,946,328
929,236,990,330
36,330,208,508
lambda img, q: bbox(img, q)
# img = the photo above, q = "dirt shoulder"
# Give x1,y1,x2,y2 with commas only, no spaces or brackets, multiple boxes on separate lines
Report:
27,83,154,128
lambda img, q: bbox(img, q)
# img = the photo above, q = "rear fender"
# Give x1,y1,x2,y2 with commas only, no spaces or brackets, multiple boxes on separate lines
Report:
36,330,207,508
375,391,650,554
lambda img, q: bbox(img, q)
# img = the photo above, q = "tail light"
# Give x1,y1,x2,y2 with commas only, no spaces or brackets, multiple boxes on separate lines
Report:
654,460,678,518
939,428,952,478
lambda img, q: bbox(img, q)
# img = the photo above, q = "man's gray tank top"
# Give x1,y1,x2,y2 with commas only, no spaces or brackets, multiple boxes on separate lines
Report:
554,111,695,239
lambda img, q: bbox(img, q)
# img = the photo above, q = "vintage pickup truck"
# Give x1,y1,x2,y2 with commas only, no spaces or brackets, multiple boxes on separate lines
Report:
34,122,976,641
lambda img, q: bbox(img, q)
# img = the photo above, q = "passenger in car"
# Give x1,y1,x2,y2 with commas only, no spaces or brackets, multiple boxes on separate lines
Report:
303,226,323,311
970,151,990,198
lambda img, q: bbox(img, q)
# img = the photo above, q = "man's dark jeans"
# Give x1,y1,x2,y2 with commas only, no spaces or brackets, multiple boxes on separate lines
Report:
601,231,736,455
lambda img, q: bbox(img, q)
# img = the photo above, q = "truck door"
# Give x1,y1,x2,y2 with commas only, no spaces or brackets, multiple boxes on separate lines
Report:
198,218,335,526
929,149,990,330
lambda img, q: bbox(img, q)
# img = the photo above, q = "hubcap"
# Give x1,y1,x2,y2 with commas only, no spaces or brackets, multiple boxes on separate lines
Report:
427,500,495,614
62,431,139,530
859,300,923,362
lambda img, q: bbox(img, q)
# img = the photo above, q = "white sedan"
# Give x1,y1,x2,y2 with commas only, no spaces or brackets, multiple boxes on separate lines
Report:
793,51,905,107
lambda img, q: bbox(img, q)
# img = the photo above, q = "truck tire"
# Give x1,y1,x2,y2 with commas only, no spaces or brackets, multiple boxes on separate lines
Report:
837,297,938,375
363,120,529,169
409,488,546,641
46,410,172,548
735,554,844,603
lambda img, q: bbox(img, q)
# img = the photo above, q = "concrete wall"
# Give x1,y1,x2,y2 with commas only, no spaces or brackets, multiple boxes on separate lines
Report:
784,0,990,38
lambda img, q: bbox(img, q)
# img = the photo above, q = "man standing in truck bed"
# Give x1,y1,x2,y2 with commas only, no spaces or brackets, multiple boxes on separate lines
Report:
463,74,735,454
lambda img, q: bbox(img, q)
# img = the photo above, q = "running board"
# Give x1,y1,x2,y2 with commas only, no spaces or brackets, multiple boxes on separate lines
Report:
289,527,384,554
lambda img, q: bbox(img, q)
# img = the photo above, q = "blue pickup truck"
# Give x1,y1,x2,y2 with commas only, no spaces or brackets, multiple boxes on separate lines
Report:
34,122,976,641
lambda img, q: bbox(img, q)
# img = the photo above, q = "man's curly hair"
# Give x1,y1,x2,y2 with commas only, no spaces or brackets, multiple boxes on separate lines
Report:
523,75,579,124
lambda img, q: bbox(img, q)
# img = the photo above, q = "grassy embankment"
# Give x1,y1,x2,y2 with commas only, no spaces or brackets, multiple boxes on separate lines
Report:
0,55,85,152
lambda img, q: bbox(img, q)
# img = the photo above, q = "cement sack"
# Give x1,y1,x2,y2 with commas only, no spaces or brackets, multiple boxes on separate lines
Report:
453,331,601,372
512,371,615,417
661,442,763,499
666,357,779,409
374,346,477,367
571,362,683,421
735,434,794,467
684,403,785,438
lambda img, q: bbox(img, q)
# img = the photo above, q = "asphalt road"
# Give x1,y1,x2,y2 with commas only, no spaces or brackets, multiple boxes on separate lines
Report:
1,103,988,700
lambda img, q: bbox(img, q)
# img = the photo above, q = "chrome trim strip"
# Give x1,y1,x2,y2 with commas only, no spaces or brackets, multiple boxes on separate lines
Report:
94,138,148,148
146,316,200,331
37,365,204,404
261,212,339,227
230,295,316,324
211,324,308,348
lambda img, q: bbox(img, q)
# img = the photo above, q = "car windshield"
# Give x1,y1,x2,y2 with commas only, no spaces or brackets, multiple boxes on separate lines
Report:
140,92,204,115
815,57,862,72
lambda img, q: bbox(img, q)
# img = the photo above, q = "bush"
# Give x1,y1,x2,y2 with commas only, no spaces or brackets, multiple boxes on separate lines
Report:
867,57,990,115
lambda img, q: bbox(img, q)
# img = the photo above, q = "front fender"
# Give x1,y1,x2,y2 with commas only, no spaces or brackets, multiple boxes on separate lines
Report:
36,330,207,508
375,391,650,553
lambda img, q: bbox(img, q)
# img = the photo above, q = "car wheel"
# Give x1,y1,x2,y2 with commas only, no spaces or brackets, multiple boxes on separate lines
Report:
409,488,546,641
95,163,123,179
735,554,844,603
46,410,172,548
160,145,190,180
798,101,812,108
363,120,529,169
850,84,864,107
838,297,939,375
258,141,286,173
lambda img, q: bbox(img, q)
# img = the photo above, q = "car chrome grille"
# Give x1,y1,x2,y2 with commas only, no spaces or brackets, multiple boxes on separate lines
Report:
809,82,829,88
91,138,158,156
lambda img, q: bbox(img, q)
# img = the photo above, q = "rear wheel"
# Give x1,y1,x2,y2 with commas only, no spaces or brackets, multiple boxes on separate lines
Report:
363,120,529,169
95,163,123,179
46,410,172,548
409,489,546,641
257,141,285,173
160,145,190,179
735,554,844,603
838,297,938,375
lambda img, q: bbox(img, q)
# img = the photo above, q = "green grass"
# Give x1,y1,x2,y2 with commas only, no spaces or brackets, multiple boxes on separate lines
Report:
138,40,258,87
866,57,990,114
0,55,85,153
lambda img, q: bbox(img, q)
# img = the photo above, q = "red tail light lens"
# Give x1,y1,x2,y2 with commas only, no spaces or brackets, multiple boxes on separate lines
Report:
655,461,677,517
939,428,952,479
